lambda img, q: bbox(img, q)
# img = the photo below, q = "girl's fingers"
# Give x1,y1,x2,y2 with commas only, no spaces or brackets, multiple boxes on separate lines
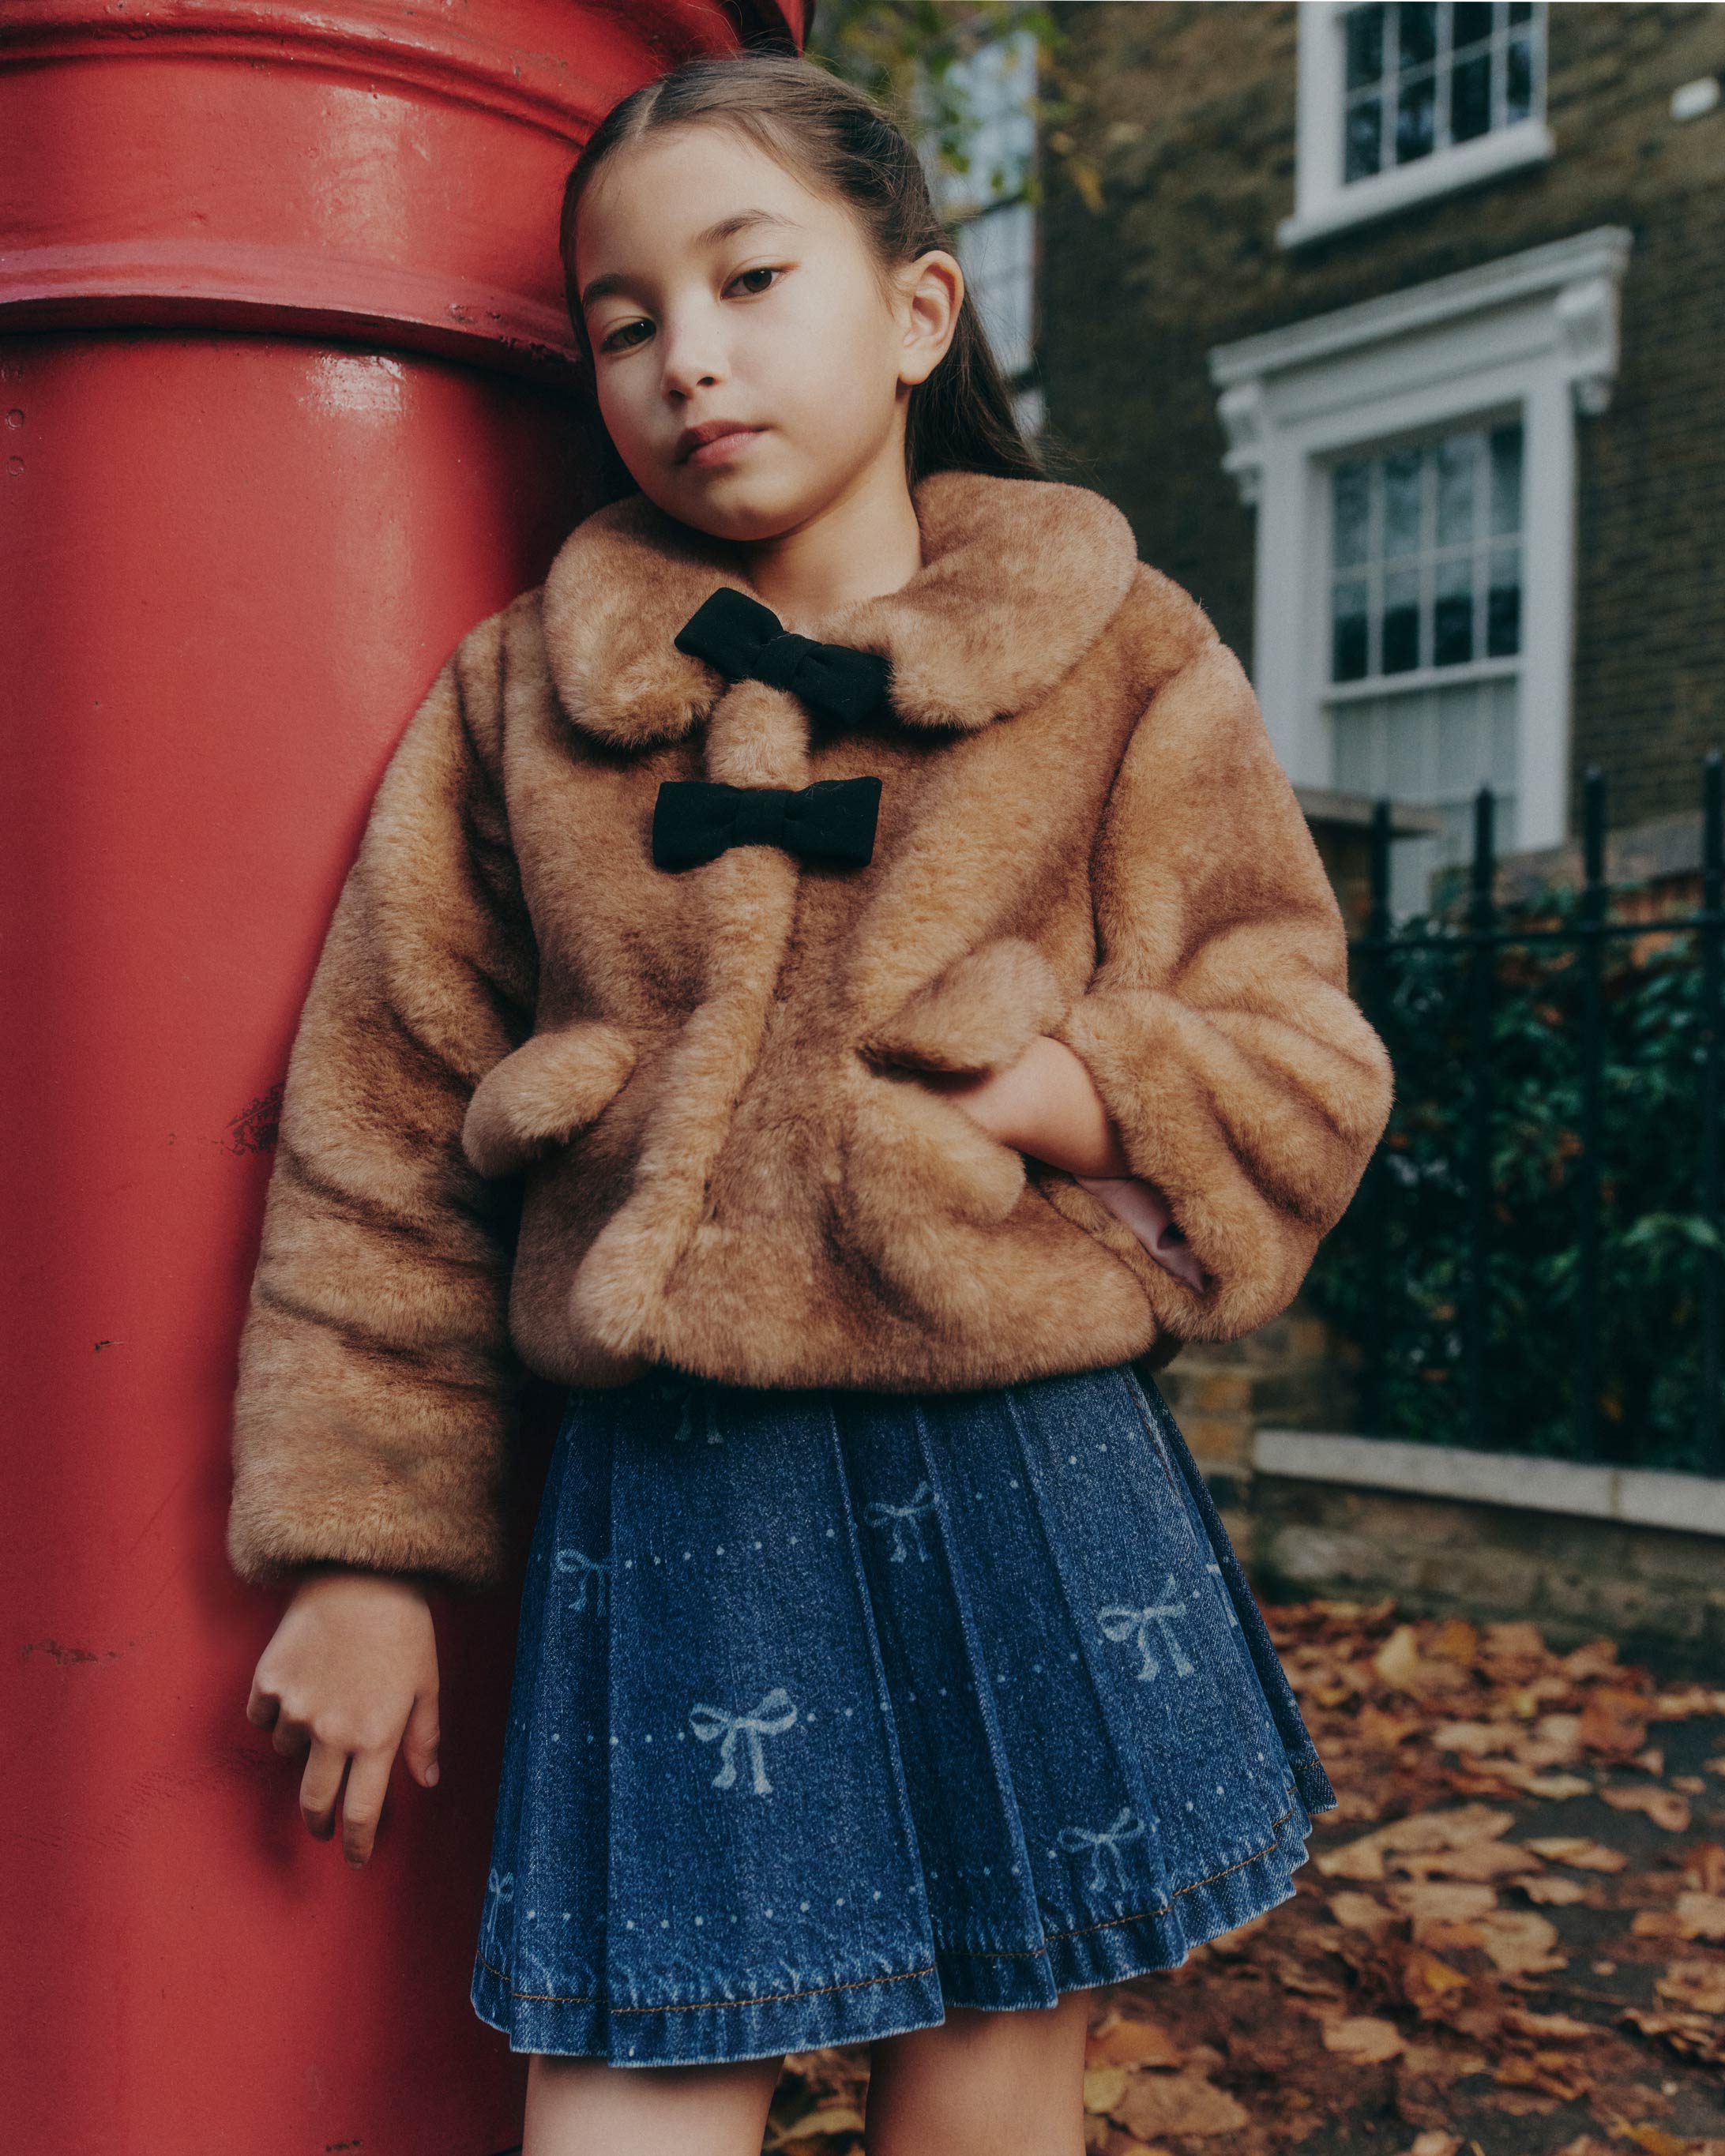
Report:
400,1687,442,1788
299,1740,351,1840
245,1672,280,1730
271,1711,310,1759
340,1746,395,1869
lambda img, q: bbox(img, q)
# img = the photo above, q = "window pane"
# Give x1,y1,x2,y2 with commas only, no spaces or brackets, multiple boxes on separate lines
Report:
1333,461,1373,569
934,30,1037,216
1384,446,1425,558
1325,681,1522,918
975,125,1010,202
1452,50,1493,140
1489,423,1524,536
1346,3,1386,89
1398,2,1438,68
1486,547,1521,655
1490,674,1518,787
1507,0,1532,20
1011,381,1044,440
956,203,1034,376
1437,690,1484,791
1333,705,1378,793
1346,96,1385,180
1434,554,1475,664
1397,71,1437,161
923,31,1038,392
1332,580,1371,681
1383,566,1422,672
1325,423,1523,689
1345,95,1389,178
1506,28,1534,120
1436,431,1478,546
1351,0,1541,178
1386,691,1433,794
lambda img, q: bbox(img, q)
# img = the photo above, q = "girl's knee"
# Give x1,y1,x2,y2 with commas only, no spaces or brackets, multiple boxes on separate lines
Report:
863,1993,1091,2156
523,2047,784,2156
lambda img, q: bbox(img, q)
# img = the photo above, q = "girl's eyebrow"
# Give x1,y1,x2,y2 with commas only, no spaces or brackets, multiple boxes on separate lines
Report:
579,210,804,313
694,211,802,249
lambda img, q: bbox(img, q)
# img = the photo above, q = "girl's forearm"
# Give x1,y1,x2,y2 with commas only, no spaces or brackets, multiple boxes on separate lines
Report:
919,1034,1134,1178
923,1036,1212,1290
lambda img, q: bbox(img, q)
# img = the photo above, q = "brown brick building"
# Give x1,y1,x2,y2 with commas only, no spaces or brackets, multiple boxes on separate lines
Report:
1033,2,1725,911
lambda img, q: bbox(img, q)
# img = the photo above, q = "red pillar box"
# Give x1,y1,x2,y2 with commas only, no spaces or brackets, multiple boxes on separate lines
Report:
0,4,805,2149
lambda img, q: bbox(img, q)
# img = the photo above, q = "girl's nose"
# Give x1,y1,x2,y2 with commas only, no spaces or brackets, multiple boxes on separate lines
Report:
657,332,727,401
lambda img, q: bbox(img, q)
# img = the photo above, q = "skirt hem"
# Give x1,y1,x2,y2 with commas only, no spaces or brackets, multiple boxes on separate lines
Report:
468,1786,1320,2067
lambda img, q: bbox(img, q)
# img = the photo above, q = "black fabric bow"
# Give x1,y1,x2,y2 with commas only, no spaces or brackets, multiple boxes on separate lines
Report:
652,776,882,871
673,586,893,729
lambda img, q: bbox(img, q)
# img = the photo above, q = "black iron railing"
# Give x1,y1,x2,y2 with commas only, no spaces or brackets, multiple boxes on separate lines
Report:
1340,753,1725,1473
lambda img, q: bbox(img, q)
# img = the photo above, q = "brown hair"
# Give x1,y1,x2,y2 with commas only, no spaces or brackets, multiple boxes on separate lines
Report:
558,48,1080,510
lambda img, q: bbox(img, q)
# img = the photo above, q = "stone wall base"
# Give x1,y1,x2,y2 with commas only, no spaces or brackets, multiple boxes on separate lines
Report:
1148,1309,1725,1670
1245,1471,1725,1670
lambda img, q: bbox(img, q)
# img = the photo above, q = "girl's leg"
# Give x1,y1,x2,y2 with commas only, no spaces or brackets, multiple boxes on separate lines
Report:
863,1989,1090,2156
522,2049,785,2156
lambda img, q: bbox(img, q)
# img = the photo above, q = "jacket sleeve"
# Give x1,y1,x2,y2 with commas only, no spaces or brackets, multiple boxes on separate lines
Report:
226,616,540,1598
1050,631,1393,1344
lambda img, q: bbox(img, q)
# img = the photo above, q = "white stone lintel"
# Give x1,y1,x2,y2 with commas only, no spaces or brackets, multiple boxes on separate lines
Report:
1209,225,1633,411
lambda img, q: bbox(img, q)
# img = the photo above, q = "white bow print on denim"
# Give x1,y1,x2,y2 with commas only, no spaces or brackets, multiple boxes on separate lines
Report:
1098,1573,1196,1681
480,1867,514,1960
1056,1805,1147,1893
1205,1560,1240,1627
554,1546,611,1615
864,1480,939,1563
689,1686,799,1794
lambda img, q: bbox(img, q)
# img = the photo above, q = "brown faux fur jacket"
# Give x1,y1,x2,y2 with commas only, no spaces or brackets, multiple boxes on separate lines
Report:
227,468,1393,1595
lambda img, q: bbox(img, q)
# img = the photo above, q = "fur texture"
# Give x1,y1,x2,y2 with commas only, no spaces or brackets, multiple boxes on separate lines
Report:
227,468,1393,1595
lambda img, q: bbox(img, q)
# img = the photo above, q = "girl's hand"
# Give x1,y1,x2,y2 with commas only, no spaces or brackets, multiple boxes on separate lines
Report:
245,1567,442,1869
922,1036,1211,1290
915,1034,1134,1179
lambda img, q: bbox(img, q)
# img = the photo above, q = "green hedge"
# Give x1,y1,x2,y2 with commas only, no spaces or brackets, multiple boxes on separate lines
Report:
1306,883,1725,1475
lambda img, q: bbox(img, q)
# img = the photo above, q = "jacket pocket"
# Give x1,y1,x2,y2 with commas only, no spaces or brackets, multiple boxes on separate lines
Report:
843,1060,1028,1230
856,935,1069,1079
832,1057,1032,1326
836,935,1065,1316
460,1018,639,1179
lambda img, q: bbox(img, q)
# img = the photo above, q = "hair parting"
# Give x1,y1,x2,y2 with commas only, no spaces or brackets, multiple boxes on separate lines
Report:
558,48,1080,510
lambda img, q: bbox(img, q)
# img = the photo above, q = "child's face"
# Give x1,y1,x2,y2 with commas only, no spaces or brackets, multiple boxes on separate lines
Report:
574,124,960,543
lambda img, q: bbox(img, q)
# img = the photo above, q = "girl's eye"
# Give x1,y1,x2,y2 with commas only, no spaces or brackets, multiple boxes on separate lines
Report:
599,317,655,351
596,266,784,355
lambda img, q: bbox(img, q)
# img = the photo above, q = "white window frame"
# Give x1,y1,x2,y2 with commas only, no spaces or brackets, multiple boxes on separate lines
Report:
1280,2,1556,249
1208,226,1631,858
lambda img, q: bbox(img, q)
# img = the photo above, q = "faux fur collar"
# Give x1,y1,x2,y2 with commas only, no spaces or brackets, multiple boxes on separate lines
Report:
539,466,1141,749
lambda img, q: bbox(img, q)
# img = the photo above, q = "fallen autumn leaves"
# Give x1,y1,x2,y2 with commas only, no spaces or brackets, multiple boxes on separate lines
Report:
764,1601,1725,2156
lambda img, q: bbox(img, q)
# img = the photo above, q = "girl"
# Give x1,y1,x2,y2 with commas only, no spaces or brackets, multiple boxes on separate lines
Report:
233,48,1393,2156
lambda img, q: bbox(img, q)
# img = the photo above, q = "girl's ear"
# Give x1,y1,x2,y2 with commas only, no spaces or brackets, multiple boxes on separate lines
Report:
897,249,964,387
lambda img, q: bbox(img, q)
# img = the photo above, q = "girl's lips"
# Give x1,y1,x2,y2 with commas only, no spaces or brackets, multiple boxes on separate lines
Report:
684,426,765,468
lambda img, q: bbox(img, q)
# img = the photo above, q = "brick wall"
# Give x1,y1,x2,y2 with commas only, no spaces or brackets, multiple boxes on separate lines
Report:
1147,1329,1725,1666
1038,2,1725,829
1156,1310,1359,1504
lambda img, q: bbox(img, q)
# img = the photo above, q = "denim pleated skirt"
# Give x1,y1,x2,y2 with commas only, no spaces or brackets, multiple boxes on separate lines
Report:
468,1359,1335,2068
